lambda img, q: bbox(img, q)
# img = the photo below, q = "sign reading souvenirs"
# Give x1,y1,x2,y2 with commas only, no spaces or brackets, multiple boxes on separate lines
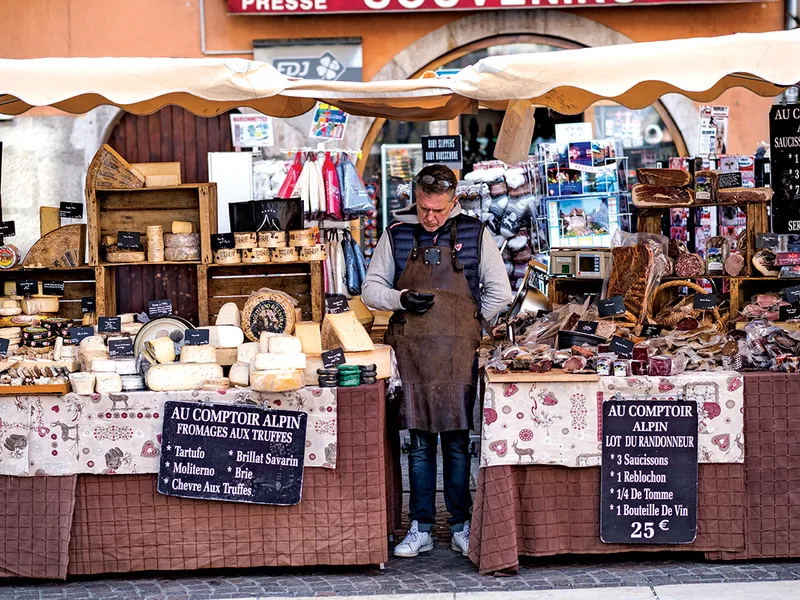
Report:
421,135,463,170
769,105,800,234
601,400,698,544
158,401,308,505
230,0,756,15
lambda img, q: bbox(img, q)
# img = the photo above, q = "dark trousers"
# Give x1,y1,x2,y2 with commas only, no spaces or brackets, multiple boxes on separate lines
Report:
408,429,471,533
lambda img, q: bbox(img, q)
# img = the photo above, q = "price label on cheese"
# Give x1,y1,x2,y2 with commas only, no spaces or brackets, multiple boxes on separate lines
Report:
98,316,121,333
148,299,173,318
15,280,38,296
211,233,236,250
693,294,717,310
325,294,350,315
598,296,626,317
42,280,65,296
117,231,141,249
59,202,84,219
0,221,16,237
780,303,800,321
184,329,210,346
69,326,94,342
322,348,346,368
81,297,96,313
0,337,9,357
576,321,598,334
641,324,664,338
108,338,134,358
609,336,634,357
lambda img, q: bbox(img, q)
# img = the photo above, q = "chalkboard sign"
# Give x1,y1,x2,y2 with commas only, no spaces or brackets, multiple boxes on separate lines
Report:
609,336,634,357
148,299,173,318
59,202,84,219
15,279,37,296
785,285,800,303
325,294,349,315
0,221,16,237
717,172,743,189
42,281,65,296
0,337,9,357
756,233,780,249
211,233,236,250
576,321,598,334
69,326,94,342
780,303,800,321
598,296,626,317
641,324,664,338
158,401,307,505
184,329,210,346
108,337,134,358
693,294,717,310
421,135,463,170
117,231,141,249
98,316,121,333
601,400,698,544
322,348,346,368
81,297,96,313
770,106,800,234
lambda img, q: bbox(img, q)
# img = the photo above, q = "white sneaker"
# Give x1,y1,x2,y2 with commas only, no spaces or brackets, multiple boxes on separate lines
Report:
393,520,434,558
451,520,470,556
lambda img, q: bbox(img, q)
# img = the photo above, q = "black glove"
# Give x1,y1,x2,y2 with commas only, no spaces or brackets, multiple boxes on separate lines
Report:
400,290,435,313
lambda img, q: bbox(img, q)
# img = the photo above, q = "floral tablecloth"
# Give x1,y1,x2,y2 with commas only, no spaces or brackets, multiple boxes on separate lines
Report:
0,387,337,476
480,371,744,468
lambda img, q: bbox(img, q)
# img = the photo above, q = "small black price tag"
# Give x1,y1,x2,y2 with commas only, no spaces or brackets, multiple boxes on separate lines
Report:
117,231,141,249
641,324,664,338
0,221,16,237
756,233,780,249
211,233,236,250
148,299,173,318
81,297,96,313
785,285,800,303
325,294,350,315
42,280,65,296
536,309,550,319
15,279,38,296
718,172,743,189
598,296,626,317
0,337,9,357
184,329,210,346
780,303,800,321
108,337,134,358
69,326,94,342
576,321,598,334
609,336,634,357
59,202,84,219
693,294,717,310
98,316,121,333
322,348,346,368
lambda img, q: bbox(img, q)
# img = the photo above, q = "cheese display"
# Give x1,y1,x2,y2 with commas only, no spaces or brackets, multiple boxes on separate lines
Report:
268,335,303,354
164,246,200,261
303,354,324,386
172,221,194,234
146,225,164,263
114,357,138,375
69,372,95,395
250,369,304,392
344,344,393,380
120,374,146,391
146,363,224,392
254,352,307,371
289,229,316,247
241,289,298,341
91,358,117,372
21,297,59,315
198,325,244,348
294,322,322,355
119,313,135,324
270,247,298,263
106,250,146,263
258,230,286,248
164,233,200,248
202,376,230,391
213,248,241,264
321,311,375,352
179,345,218,364
237,341,259,364
299,245,326,261
234,232,258,249
229,361,250,387
22,224,87,268
144,337,176,364
95,372,123,393
241,247,271,264
215,302,242,327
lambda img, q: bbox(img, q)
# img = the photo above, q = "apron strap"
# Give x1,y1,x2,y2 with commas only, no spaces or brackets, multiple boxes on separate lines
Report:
411,225,421,260
449,220,464,272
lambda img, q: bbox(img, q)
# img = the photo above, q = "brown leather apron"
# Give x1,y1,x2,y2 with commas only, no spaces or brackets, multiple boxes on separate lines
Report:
385,221,482,433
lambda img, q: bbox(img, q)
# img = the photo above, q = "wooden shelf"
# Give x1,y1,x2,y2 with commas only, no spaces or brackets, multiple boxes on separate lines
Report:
100,261,202,267
94,184,209,192
486,370,599,383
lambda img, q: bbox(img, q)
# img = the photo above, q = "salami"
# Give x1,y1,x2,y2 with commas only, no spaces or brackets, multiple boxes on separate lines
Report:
724,253,745,276
675,253,705,277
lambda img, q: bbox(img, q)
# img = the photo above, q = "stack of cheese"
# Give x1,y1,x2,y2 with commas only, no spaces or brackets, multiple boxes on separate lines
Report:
250,332,306,392
119,313,144,336
164,223,200,261
0,298,21,317
3,282,60,316
146,225,164,262
0,327,21,355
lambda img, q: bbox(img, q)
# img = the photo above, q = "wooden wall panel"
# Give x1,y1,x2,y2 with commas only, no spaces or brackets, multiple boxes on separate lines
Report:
114,265,199,325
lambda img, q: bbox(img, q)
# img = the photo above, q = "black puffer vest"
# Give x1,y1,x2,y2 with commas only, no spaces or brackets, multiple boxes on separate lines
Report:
388,211,484,309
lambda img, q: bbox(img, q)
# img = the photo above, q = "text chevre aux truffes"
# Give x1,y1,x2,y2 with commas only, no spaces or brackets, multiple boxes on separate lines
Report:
170,405,301,443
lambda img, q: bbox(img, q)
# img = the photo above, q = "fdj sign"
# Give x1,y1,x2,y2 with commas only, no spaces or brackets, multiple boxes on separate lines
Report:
421,135,463,170
273,51,346,80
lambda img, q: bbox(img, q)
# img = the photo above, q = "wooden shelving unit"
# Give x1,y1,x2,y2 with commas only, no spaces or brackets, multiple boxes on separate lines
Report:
0,267,96,321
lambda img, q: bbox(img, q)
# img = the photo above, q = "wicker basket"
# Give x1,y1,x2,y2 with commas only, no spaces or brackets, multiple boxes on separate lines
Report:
646,280,723,328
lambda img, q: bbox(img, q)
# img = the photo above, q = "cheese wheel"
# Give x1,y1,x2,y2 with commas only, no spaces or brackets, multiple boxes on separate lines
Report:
254,352,307,371
258,230,287,248
114,357,138,375
164,246,200,261
234,232,258,249
91,358,117,373
268,335,303,354
215,302,242,327
321,311,375,352
179,345,218,364
289,229,316,247
215,347,238,366
198,325,244,349
237,342,259,364
229,361,250,387
164,233,200,248
242,291,297,341
299,245,327,261
95,372,123,394
202,377,230,392
294,322,322,355
106,251,146,263
22,297,59,315
214,248,241,264
145,337,176,364
250,369,304,392
241,247,271,264
270,247,298,263
0,307,22,316
148,249,165,263
172,221,194,234
146,225,163,249
120,374,146,391
146,363,223,391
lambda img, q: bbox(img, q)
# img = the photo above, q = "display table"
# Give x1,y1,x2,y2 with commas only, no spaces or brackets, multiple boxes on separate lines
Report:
469,371,800,575
0,383,390,579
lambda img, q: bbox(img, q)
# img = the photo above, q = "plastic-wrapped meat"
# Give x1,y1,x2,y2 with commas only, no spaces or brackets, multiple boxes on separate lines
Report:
572,345,596,358
741,304,766,318
756,293,781,308
563,355,587,372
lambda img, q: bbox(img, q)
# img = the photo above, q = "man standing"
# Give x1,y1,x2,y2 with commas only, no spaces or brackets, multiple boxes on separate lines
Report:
362,164,513,559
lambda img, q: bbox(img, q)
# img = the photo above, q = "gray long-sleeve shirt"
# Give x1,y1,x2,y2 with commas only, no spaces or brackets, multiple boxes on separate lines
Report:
361,204,513,320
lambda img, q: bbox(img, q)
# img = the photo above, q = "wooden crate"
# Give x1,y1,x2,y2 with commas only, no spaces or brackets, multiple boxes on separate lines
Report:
547,277,603,305
202,262,324,326
0,267,95,321
87,184,217,265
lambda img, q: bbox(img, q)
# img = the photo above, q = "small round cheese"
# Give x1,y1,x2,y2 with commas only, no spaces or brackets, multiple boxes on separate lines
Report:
234,232,258,249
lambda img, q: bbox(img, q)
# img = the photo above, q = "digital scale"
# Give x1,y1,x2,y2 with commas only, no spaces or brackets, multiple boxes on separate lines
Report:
549,249,611,279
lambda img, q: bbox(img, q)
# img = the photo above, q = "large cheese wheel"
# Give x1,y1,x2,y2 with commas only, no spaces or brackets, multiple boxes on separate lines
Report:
250,369,304,392
229,361,250,387
254,352,307,371
146,363,223,391
294,322,322,355
234,232,258,249
241,247,271,264
91,358,117,373
106,251,146,263
179,345,218,364
164,246,200,261
114,358,139,375
164,233,200,248
321,311,375,352
198,325,244,349
241,290,297,342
